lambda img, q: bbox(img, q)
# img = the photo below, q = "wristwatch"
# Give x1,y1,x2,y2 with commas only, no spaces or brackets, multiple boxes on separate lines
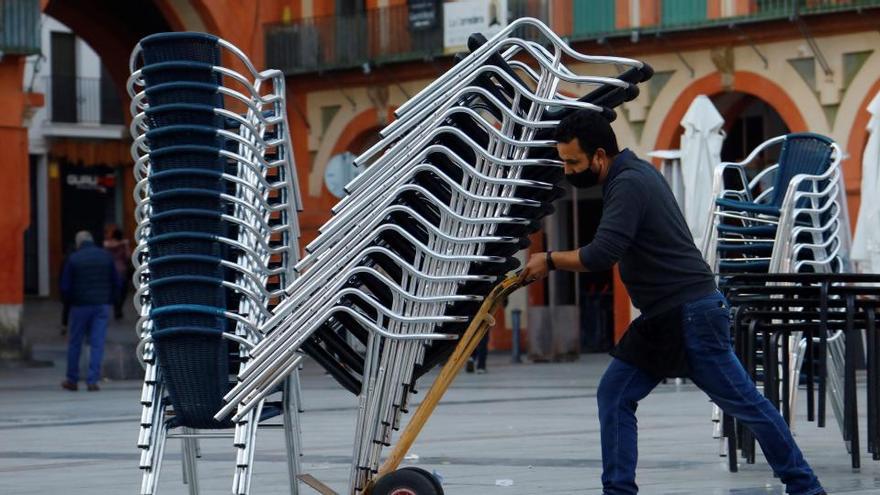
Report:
546,251,556,271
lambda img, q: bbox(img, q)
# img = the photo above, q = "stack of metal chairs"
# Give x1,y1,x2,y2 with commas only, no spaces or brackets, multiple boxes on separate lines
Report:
216,18,651,494
128,32,303,495
701,132,850,275
722,273,880,470
701,132,856,458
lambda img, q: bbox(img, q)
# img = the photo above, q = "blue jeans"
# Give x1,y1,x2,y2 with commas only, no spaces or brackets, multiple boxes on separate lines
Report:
66,304,110,385
597,291,823,495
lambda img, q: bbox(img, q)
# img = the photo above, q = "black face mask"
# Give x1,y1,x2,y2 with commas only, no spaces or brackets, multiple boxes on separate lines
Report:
565,168,601,189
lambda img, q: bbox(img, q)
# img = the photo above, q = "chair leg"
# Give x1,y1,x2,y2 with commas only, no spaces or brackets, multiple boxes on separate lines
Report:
233,402,264,495
294,366,305,414
283,374,302,495
142,402,168,495
181,430,190,486
232,414,248,494
140,373,166,495
182,427,200,495
788,333,808,433
711,404,722,440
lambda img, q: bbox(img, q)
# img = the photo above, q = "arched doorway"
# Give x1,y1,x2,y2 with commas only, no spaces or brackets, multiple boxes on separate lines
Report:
712,92,790,164
25,7,173,299
624,72,808,340
654,72,807,154
44,0,173,92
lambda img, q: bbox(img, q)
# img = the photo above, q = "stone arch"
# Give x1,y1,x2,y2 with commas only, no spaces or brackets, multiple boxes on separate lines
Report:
309,106,394,197
43,0,173,93
606,71,810,340
845,77,880,229
653,71,808,153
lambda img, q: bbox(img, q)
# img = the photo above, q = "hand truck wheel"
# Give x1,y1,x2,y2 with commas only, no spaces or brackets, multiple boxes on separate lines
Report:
398,467,443,493
371,466,444,495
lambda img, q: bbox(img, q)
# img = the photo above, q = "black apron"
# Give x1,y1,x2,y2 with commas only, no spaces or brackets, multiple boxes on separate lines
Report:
609,305,690,379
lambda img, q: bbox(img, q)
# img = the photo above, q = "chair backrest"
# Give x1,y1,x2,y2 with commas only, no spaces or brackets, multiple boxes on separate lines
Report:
770,132,834,206
140,33,235,430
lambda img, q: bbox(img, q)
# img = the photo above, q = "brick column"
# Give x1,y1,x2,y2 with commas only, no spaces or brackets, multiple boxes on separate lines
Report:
0,56,32,359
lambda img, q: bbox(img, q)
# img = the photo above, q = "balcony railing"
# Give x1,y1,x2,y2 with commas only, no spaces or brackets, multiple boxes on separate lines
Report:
571,0,880,39
265,0,548,75
266,0,880,75
42,75,125,126
0,0,40,54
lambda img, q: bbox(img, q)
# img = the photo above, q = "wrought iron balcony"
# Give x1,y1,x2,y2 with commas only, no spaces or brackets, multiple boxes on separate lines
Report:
265,1,549,75
42,75,124,126
570,0,880,40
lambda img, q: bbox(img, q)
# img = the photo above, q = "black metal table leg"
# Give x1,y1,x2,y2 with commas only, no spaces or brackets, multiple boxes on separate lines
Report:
724,411,738,472
781,329,792,426
869,307,880,460
818,281,829,428
867,306,878,460
806,313,815,423
846,295,861,470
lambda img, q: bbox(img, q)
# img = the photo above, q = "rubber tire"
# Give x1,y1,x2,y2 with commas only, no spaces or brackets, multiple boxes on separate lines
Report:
398,467,444,494
371,467,443,495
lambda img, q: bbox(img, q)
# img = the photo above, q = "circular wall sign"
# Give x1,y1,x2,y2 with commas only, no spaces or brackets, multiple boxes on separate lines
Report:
324,151,360,198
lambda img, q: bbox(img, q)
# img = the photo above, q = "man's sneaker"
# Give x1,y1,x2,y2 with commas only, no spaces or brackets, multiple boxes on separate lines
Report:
465,359,475,373
476,368,487,375
87,383,100,392
61,380,78,392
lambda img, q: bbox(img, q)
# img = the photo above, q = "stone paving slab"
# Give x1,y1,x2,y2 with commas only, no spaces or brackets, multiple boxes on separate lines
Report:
1,355,878,494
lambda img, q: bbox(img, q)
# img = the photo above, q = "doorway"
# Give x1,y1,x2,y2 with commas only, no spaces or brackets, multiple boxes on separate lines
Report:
549,184,614,354
60,162,118,253
712,92,790,167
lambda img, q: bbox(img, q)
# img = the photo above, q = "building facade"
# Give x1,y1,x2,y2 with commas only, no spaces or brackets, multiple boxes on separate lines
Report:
24,14,129,301
2,0,879,358
268,0,880,351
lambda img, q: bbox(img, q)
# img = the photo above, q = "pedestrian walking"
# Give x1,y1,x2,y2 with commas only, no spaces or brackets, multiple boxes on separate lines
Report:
103,224,132,320
60,230,121,392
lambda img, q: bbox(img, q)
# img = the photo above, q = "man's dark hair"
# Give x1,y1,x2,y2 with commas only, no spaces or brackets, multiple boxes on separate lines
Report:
553,109,620,157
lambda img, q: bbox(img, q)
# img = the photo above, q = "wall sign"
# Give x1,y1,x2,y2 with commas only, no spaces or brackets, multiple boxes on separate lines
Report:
443,0,507,54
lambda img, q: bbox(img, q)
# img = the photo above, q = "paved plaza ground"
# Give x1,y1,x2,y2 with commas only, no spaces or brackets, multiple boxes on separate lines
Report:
2,330,880,495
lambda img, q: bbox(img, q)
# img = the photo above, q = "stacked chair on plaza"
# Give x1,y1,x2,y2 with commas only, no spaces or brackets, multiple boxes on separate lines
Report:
701,132,849,276
216,18,652,495
700,133,859,469
128,32,304,494
722,273,880,470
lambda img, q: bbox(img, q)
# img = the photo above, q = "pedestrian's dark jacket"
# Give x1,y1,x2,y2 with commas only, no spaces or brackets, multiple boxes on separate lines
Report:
60,241,122,306
578,149,717,377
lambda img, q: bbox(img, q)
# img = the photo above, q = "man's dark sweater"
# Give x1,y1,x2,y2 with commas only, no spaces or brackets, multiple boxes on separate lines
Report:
578,149,716,318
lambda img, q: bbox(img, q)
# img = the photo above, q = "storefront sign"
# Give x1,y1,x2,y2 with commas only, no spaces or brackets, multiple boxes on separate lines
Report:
408,0,438,30
443,0,507,54
65,173,115,193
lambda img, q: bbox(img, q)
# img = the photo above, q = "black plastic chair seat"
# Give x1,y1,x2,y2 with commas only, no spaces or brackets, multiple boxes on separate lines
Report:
717,242,773,254
716,223,778,236
153,330,231,429
150,275,226,308
145,102,224,129
144,80,223,110
148,232,226,259
148,254,225,281
146,124,226,150
716,198,781,216
141,32,221,65
719,259,770,272
147,145,226,177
